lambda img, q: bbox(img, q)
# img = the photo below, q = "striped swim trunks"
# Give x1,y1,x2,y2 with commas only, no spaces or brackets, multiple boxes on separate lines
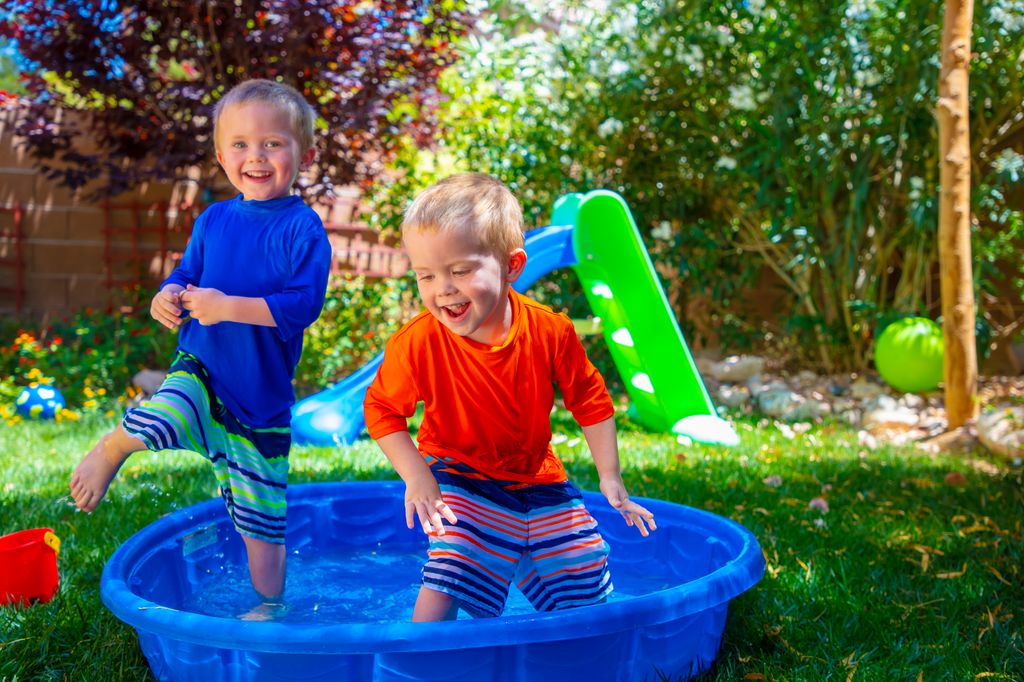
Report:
122,351,290,544
423,456,613,617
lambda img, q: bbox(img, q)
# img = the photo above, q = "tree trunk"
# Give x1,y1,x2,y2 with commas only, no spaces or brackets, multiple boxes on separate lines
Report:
937,0,978,429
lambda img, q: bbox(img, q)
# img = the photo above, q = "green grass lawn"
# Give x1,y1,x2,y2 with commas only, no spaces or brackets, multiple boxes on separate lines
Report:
1,410,1021,681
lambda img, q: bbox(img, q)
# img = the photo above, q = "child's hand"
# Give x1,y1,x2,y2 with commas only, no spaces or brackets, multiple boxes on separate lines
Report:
600,477,656,537
151,285,185,330
180,284,227,326
405,473,458,536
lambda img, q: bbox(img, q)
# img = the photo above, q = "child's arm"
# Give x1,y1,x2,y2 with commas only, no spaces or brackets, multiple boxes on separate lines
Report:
375,431,458,535
179,285,276,327
582,416,657,537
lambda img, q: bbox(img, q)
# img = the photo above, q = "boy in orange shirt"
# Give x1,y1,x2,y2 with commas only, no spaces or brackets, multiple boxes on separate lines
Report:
364,172,655,621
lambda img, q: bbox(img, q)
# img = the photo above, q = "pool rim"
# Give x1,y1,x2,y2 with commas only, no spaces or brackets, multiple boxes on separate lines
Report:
101,481,764,655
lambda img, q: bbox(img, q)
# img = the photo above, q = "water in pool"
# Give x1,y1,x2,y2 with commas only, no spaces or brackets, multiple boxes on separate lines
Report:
181,545,677,623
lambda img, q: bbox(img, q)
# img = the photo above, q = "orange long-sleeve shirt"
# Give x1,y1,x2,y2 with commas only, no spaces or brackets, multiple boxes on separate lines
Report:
364,290,614,485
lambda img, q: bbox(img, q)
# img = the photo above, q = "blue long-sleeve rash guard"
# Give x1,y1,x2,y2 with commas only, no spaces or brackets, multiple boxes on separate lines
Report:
162,194,332,427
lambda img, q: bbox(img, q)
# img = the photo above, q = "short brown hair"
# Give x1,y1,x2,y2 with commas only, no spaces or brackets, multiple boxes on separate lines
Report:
402,173,525,257
212,79,316,152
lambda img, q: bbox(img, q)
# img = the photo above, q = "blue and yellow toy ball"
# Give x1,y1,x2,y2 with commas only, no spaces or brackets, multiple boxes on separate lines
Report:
15,385,66,419
874,317,945,393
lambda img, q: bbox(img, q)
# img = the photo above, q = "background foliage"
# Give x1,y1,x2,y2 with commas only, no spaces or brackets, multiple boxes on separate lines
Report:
0,0,472,200
1,279,417,418
294,275,417,394
0,288,177,421
371,0,1024,372
2,0,1023,375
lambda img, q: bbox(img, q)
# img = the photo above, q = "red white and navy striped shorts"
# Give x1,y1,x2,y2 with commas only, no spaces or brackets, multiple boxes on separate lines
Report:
422,455,613,617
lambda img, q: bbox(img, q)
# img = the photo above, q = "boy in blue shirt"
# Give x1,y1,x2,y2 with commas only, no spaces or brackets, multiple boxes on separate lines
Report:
70,79,332,602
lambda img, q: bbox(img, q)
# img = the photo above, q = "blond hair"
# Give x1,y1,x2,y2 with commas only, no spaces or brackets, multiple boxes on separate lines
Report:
212,79,316,152
402,173,525,257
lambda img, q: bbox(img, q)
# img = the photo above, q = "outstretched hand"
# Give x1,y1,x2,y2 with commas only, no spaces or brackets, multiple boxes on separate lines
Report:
600,477,656,537
180,284,227,326
404,474,458,536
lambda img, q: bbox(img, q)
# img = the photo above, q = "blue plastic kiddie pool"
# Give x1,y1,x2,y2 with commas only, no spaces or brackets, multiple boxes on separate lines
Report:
101,482,764,681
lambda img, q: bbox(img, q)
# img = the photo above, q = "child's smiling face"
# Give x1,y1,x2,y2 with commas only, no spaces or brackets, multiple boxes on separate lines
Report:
215,101,314,201
404,223,525,346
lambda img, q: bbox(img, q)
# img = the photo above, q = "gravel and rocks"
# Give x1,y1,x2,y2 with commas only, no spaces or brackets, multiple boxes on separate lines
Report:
702,354,1024,461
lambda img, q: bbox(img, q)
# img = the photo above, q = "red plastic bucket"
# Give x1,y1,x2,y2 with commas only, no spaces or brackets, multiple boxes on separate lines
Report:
0,528,60,606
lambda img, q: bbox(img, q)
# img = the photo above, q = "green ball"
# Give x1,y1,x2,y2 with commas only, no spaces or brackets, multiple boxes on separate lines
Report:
874,317,944,393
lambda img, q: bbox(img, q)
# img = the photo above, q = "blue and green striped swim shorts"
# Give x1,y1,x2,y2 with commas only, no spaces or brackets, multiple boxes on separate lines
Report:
122,351,290,544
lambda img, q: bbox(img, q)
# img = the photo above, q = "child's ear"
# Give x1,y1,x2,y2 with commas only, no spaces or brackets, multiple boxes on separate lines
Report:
506,248,528,283
300,146,316,170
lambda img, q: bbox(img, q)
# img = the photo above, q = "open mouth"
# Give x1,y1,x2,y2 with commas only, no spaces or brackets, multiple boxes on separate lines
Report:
244,170,272,180
441,302,470,321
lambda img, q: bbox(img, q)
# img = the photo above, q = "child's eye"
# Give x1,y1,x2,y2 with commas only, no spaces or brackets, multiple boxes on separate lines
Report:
417,274,433,282
266,141,281,148
232,141,246,149
452,269,469,277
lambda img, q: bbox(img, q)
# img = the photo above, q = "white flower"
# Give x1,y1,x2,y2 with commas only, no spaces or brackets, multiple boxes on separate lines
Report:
678,44,705,74
854,68,883,88
715,155,738,170
908,176,925,202
504,81,524,97
610,9,638,37
728,84,758,111
609,60,630,77
651,221,673,240
597,117,624,139
991,0,1024,34
992,148,1024,182
846,0,876,21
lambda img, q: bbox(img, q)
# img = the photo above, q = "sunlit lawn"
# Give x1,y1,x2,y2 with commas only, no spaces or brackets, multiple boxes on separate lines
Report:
1,410,1021,680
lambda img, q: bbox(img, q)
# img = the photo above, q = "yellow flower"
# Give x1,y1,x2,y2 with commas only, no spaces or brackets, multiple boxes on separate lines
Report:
84,399,97,409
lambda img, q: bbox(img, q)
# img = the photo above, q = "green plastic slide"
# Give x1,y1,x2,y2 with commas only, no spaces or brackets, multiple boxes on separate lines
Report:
562,191,738,446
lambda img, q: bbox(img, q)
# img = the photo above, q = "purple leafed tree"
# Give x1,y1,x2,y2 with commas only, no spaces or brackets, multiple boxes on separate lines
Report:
0,1,471,200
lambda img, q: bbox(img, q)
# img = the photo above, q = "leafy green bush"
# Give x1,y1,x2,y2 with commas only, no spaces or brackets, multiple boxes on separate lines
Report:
0,289,177,416
1,279,421,416
371,0,1024,371
294,276,418,395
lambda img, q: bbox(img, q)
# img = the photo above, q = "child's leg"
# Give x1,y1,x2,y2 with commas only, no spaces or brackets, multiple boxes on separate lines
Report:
241,534,286,599
69,425,146,512
412,585,459,622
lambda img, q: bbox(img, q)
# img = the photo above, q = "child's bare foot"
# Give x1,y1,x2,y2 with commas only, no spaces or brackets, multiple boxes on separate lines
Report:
239,599,290,622
69,432,135,512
